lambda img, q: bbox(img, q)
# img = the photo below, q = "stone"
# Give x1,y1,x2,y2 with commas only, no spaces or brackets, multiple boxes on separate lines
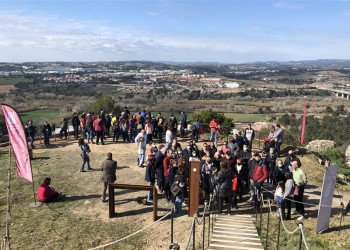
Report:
345,145,350,160
305,140,335,152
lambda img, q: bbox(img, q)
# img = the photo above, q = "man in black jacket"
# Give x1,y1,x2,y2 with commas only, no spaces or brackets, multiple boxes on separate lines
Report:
72,113,80,139
284,150,301,170
180,111,187,137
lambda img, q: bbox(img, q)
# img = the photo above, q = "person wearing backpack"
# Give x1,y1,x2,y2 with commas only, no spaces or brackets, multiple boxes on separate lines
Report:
78,138,91,172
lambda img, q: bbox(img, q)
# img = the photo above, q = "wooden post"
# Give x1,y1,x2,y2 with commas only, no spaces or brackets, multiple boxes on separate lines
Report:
188,161,200,217
109,183,115,218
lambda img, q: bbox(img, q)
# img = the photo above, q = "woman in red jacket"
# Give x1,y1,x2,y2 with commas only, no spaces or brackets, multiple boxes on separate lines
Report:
37,177,59,203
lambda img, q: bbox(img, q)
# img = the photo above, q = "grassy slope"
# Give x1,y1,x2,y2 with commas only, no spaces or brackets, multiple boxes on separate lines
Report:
19,110,62,125
258,153,350,250
0,148,143,250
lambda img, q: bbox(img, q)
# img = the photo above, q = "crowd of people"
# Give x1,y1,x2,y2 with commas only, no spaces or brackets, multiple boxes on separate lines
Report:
32,109,307,221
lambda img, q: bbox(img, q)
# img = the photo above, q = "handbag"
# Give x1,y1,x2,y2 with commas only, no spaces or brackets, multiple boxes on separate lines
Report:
293,185,299,196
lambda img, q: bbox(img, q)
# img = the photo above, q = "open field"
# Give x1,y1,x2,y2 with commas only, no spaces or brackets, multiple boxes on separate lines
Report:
0,85,15,94
19,109,63,125
0,77,33,85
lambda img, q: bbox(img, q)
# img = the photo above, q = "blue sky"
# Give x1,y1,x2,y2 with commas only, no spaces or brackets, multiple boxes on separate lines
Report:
1,0,350,63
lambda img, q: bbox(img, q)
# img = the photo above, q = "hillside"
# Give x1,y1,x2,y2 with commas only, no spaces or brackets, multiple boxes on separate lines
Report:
0,135,349,249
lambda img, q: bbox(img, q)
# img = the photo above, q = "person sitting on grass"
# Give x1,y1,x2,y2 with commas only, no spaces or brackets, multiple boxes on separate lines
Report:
37,177,60,203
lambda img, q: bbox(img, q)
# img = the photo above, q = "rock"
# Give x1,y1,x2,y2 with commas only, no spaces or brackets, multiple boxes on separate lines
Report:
305,140,335,152
84,200,91,205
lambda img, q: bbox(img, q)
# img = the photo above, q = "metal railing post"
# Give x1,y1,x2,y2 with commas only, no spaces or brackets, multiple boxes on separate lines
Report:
193,213,196,250
202,210,205,250
259,194,263,235
208,203,210,247
265,206,270,250
171,207,174,244
277,217,281,250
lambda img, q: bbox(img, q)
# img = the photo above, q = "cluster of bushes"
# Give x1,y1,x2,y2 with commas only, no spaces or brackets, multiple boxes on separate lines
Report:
192,108,234,135
240,88,330,99
278,105,350,149
320,148,350,178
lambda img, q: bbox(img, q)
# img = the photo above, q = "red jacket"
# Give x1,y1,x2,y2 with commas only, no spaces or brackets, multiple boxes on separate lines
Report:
251,162,268,183
37,183,58,202
232,174,238,191
163,156,171,177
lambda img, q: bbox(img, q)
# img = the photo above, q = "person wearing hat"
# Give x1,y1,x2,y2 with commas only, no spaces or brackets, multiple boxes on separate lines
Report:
251,153,268,208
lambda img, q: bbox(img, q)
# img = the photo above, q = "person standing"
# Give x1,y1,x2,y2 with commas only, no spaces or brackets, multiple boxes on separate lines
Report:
101,152,117,202
145,157,156,203
72,113,80,139
60,118,68,140
244,124,255,151
281,172,294,220
165,126,173,150
273,124,284,156
180,111,187,138
145,120,154,143
251,153,268,208
93,115,105,145
192,118,200,142
217,161,234,215
79,114,86,139
209,118,220,146
284,150,302,169
156,113,165,143
26,120,37,148
86,115,94,143
155,147,167,193
137,137,146,168
42,121,52,147
78,138,91,172
292,161,307,220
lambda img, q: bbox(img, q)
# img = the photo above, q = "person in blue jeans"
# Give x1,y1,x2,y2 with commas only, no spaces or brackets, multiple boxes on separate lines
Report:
173,166,185,215
274,181,284,215
145,157,155,203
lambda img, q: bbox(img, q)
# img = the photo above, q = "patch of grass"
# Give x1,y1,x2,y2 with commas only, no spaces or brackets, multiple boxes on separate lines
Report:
223,113,287,123
0,77,33,85
19,109,62,125
0,148,144,249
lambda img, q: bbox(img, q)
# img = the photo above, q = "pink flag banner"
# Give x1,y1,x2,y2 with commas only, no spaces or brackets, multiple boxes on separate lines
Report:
300,99,307,144
1,104,33,182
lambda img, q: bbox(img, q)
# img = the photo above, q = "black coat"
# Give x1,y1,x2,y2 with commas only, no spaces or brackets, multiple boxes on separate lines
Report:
217,169,234,198
273,165,288,183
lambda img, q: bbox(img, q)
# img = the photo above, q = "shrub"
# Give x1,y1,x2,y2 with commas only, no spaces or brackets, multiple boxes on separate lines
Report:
192,108,234,135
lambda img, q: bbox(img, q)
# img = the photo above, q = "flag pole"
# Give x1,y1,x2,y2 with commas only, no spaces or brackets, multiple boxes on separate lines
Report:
3,141,12,250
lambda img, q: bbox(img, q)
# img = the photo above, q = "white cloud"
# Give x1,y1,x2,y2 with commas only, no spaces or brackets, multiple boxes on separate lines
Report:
0,10,350,63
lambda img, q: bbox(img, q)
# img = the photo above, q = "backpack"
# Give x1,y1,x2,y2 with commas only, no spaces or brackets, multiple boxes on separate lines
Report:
170,182,181,197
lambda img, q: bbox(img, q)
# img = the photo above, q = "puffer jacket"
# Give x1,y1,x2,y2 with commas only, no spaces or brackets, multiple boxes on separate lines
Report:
251,160,268,183
217,169,234,198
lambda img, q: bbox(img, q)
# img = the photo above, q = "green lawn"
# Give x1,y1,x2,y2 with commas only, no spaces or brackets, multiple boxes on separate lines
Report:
0,77,33,85
223,113,285,123
19,109,62,125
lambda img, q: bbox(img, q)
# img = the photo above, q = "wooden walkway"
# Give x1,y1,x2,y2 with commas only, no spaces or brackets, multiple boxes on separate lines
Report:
209,214,263,250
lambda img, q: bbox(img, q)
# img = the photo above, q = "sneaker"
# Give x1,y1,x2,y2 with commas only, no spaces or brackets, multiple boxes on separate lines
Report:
147,199,153,203
297,216,305,220
248,197,253,202
291,211,299,215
